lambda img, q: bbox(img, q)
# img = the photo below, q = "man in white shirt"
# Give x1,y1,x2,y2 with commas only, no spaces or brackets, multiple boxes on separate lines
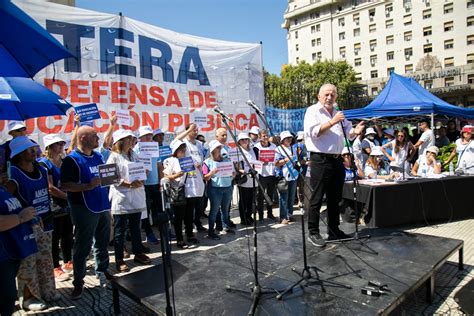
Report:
414,119,435,156
303,84,364,247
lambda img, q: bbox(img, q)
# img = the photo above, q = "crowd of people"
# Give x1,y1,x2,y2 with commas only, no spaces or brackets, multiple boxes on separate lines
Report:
0,98,473,314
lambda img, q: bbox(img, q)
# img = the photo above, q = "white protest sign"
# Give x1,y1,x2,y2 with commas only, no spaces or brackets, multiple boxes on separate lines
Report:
192,111,209,128
116,109,131,126
138,142,160,157
228,148,240,163
249,160,263,174
126,162,147,182
137,154,152,171
215,161,234,177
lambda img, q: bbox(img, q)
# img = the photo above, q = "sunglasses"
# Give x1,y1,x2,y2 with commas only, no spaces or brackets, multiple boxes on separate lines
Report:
15,127,26,132
397,135,405,138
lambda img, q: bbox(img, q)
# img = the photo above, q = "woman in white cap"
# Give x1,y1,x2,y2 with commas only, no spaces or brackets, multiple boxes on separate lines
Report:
411,146,442,176
444,125,473,173
235,132,257,225
106,129,151,272
364,146,390,179
202,140,235,240
6,136,58,311
163,140,199,248
361,127,379,167
381,129,415,173
275,131,299,224
38,135,73,283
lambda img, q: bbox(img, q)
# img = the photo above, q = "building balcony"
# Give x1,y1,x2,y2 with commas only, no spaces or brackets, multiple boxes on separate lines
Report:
284,0,342,20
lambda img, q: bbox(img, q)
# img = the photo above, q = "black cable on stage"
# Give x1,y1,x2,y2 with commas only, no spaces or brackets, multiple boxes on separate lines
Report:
167,225,177,316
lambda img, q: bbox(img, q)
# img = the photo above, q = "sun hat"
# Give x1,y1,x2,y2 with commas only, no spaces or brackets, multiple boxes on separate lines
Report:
249,126,260,135
112,129,135,144
369,146,384,156
9,136,37,158
171,140,186,155
153,128,164,137
43,134,66,149
296,131,304,140
365,127,376,135
341,147,353,155
7,121,26,133
138,126,153,138
426,145,439,155
383,128,395,137
208,139,223,154
279,130,292,140
237,132,250,142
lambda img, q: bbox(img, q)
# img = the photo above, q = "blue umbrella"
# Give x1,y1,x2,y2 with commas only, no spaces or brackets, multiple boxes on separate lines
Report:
0,0,73,78
0,76,72,120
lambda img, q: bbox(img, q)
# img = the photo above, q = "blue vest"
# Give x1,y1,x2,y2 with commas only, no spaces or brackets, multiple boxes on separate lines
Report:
0,188,38,261
9,165,52,231
38,157,60,187
68,150,111,213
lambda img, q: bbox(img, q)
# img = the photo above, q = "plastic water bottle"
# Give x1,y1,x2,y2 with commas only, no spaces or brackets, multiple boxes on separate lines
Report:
421,163,427,177
449,162,454,176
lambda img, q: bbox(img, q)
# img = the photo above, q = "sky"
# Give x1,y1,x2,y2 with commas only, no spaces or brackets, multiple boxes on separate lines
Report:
76,0,289,75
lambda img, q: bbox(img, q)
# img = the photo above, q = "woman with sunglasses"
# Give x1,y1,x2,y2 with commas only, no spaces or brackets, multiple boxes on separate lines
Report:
411,146,442,176
381,129,415,174
364,147,390,179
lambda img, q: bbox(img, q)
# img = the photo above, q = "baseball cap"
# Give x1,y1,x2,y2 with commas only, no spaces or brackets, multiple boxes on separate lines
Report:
9,136,38,158
426,145,439,155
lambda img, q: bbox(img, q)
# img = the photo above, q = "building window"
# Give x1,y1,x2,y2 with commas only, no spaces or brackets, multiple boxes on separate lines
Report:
468,74,474,84
424,44,432,53
385,4,393,17
386,19,393,29
353,13,360,26
311,39,316,47
423,26,432,36
312,53,316,61
404,14,412,26
369,24,376,33
444,3,453,14
371,87,379,96
339,46,346,58
425,80,433,89
468,16,474,27
369,9,375,22
444,21,454,32
468,53,474,64
370,55,377,66
310,12,319,19
403,0,412,12
296,44,299,51
354,42,361,55
387,51,394,61
423,9,431,19
445,77,454,87
405,64,413,73
469,0,474,9
371,70,378,78
355,72,362,80
316,24,321,32
444,39,454,49
354,28,360,37
387,67,395,76
295,31,298,39
338,17,345,27
294,19,298,25
404,31,412,41
369,39,377,52
317,38,321,45
339,32,345,40
317,51,322,59
311,25,316,33
354,58,362,66
444,57,454,67
405,47,413,59
296,57,300,63
386,35,394,45
467,35,474,45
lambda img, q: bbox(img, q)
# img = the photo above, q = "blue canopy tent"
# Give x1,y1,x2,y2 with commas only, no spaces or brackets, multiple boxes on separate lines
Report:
344,72,474,121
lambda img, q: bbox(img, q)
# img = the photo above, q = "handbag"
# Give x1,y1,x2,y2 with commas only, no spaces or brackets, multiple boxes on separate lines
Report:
233,172,248,186
168,174,187,206
276,176,288,192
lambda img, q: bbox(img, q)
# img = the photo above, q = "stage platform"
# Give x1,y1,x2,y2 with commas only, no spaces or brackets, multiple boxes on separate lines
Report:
111,220,463,315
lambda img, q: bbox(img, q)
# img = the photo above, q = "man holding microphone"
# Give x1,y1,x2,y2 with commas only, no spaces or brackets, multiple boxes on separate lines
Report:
304,84,365,247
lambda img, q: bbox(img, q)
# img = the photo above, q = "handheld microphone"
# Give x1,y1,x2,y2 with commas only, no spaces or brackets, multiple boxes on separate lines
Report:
213,106,234,122
246,100,264,115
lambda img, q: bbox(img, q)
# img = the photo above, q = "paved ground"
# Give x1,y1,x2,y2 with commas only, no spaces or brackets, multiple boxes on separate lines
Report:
13,207,473,315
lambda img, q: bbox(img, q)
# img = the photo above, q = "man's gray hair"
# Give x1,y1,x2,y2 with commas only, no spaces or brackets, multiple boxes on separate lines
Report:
318,83,338,96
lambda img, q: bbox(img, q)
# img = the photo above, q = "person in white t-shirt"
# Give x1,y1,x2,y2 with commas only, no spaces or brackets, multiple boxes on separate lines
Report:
361,127,379,167
381,129,415,174
249,126,260,147
411,145,442,176
414,119,435,156
444,125,473,173
363,147,390,179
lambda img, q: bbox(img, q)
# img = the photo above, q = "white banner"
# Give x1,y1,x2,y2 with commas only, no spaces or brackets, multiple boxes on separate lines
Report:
3,0,264,147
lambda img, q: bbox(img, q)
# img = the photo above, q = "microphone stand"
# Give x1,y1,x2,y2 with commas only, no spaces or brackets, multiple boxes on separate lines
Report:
248,103,351,300
159,179,174,316
325,117,377,255
218,115,278,316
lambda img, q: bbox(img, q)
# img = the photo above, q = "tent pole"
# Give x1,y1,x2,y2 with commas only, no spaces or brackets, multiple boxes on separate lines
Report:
431,113,434,129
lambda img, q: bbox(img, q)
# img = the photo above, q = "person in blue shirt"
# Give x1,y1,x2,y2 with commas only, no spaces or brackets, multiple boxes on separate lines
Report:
0,178,37,316
6,136,57,311
60,126,112,300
